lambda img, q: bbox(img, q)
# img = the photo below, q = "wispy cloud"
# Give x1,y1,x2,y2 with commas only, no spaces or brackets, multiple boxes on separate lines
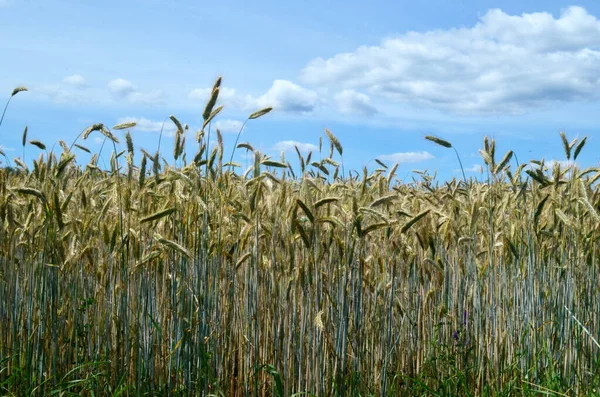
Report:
301,6,600,115
108,78,164,105
273,140,319,153
63,74,88,88
213,119,244,133
462,164,484,173
188,86,237,103
34,84,86,104
544,159,576,169
378,151,434,163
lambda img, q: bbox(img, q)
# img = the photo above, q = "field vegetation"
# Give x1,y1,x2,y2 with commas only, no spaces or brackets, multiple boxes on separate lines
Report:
1,80,599,396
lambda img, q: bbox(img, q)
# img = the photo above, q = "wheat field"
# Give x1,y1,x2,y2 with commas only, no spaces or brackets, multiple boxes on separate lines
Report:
1,82,599,396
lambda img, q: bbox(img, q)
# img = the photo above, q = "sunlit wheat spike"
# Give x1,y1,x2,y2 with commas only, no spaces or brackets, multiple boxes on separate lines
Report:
314,310,325,331
82,123,104,139
157,236,192,260
314,197,339,208
169,115,184,134
261,160,288,169
202,105,224,129
425,135,452,148
555,208,571,226
479,149,493,167
574,136,587,160
370,194,397,208
14,187,47,203
579,196,600,223
100,126,119,144
55,153,75,178
140,207,176,224
235,252,252,270
21,126,27,147
29,140,46,150
387,163,399,186
248,106,273,120
112,121,137,130
14,158,28,170
560,131,571,160
325,128,343,156
125,132,134,155
237,142,254,152
11,86,28,96
202,87,220,121
494,150,513,174
59,140,70,153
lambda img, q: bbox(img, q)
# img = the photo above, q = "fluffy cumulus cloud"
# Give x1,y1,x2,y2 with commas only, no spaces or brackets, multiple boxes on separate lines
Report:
63,74,87,88
254,80,318,113
378,151,434,163
334,89,377,115
108,79,164,105
273,140,319,153
300,6,600,114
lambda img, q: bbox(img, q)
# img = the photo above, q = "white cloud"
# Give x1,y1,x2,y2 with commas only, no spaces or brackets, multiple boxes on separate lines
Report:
462,164,484,173
378,151,434,163
273,140,319,153
63,74,87,88
108,78,164,105
188,86,237,102
116,117,176,136
0,145,15,152
213,119,244,133
544,159,576,169
109,78,137,97
189,80,319,114
300,6,600,114
334,89,377,115
254,80,318,113
34,85,86,104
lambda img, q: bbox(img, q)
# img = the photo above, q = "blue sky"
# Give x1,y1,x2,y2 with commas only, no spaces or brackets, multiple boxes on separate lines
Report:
1,0,600,181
